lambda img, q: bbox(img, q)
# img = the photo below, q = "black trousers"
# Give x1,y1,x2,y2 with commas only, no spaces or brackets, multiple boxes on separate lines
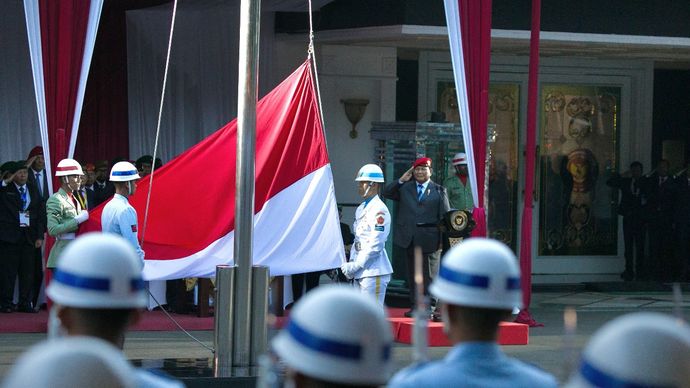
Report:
405,244,441,306
31,246,43,308
622,215,646,275
648,217,675,281
292,271,322,303
0,242,35,309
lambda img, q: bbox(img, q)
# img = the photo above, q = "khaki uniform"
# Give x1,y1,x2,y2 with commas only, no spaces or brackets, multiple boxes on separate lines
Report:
444,175,473,211
46,188,82,268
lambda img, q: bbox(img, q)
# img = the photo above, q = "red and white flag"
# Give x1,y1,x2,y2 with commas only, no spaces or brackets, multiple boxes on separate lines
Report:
82,60,344,280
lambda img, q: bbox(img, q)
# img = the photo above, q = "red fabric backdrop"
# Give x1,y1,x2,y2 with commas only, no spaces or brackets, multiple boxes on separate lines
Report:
459,0,492,237
39,0,91,191
75,0,169,163
516,0,543,327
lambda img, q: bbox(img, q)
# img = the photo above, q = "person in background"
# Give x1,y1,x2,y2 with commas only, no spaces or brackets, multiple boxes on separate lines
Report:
25,146,48,309
389,238,558,388
92,160,113,207
642,159,676,281
26,146,49,202
606,161,646,281
0,161,45,313
444,152,473,211
383,157,450,319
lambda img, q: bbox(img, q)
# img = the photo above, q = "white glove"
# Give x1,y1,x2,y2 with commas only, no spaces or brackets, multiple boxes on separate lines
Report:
340,262,361,279
74,210,89,224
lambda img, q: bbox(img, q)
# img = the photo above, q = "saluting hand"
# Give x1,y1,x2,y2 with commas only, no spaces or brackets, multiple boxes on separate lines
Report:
399,167,414,183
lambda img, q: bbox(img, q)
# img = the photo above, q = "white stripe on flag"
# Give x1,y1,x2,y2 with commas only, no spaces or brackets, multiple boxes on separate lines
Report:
142,164,344,280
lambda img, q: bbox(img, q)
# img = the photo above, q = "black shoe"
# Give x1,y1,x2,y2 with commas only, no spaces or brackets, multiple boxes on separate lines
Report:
0,306,13,313
17,304,37,313
403,309,414,318
430,312,442,322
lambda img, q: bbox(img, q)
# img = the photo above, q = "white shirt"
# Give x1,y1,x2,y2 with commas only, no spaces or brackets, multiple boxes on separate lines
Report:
349,195,393,279
101,194,145,263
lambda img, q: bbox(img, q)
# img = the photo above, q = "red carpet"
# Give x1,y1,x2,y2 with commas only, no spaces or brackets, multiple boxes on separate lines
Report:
0,310,215,333
1,308,529,346
386,307,529,346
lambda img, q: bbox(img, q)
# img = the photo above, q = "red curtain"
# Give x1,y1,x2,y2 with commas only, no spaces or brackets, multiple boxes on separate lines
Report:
39,0,91,190
516,0,543,327
75,0,172,163
459,0,492,237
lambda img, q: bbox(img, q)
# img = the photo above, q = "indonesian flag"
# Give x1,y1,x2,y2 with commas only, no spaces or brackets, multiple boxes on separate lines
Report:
81,59,344,280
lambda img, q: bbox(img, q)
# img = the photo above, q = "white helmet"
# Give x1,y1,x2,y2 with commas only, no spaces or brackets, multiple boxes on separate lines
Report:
3,336,135,388
430,237,521,310
565,312,690,388
272,285,392,386
47,233,147,309
55,158,84,177
355,163,384,183
109,161,140,182
452,152,468,166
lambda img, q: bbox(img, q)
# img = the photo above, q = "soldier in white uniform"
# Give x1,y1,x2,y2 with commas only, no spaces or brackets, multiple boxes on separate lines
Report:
341,164,393,307
101,161,144,264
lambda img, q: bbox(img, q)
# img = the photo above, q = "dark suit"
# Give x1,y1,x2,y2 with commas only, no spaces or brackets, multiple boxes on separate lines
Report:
0,182,45,310
673,176,690,279
26,169,49,202
92,180,114,207
642,174,676,280
26,169,48,307
606,174,646,279
384,179,450,304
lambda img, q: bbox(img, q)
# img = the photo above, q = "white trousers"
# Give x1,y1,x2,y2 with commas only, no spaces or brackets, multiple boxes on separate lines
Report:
355,274,391,307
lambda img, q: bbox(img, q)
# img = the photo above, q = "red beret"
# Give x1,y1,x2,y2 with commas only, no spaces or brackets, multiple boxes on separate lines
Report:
27,146,43,159
413,157,432,168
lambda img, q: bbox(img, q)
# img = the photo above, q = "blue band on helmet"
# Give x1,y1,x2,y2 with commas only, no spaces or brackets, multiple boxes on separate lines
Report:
580,360,668,388
362,172,383,178
54,269,110,291
131,278,146,291
288,320,361,359
439,265,489,288
112,170,138,176
506,277,521,290
288,320,390,361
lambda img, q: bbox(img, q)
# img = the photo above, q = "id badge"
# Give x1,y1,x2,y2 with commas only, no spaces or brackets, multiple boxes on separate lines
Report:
19,211,30,228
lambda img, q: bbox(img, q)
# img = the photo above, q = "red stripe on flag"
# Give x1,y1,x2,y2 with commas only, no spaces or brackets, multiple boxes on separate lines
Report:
81,60,329,260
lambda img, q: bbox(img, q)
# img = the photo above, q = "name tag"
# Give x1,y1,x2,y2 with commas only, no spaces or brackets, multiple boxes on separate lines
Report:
19,211,30,227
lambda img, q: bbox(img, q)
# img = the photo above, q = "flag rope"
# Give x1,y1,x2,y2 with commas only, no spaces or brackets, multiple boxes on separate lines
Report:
141,0,178,246
307,0,328,150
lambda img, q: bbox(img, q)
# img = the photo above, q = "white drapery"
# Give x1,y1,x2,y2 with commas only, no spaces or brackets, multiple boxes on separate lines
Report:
126,1,277,162
22,0,103,194
0,1,41,164
443,0,479,208
68,0,104,159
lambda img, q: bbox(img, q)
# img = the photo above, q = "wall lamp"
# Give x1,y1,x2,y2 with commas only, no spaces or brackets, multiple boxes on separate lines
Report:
341,98,369,139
